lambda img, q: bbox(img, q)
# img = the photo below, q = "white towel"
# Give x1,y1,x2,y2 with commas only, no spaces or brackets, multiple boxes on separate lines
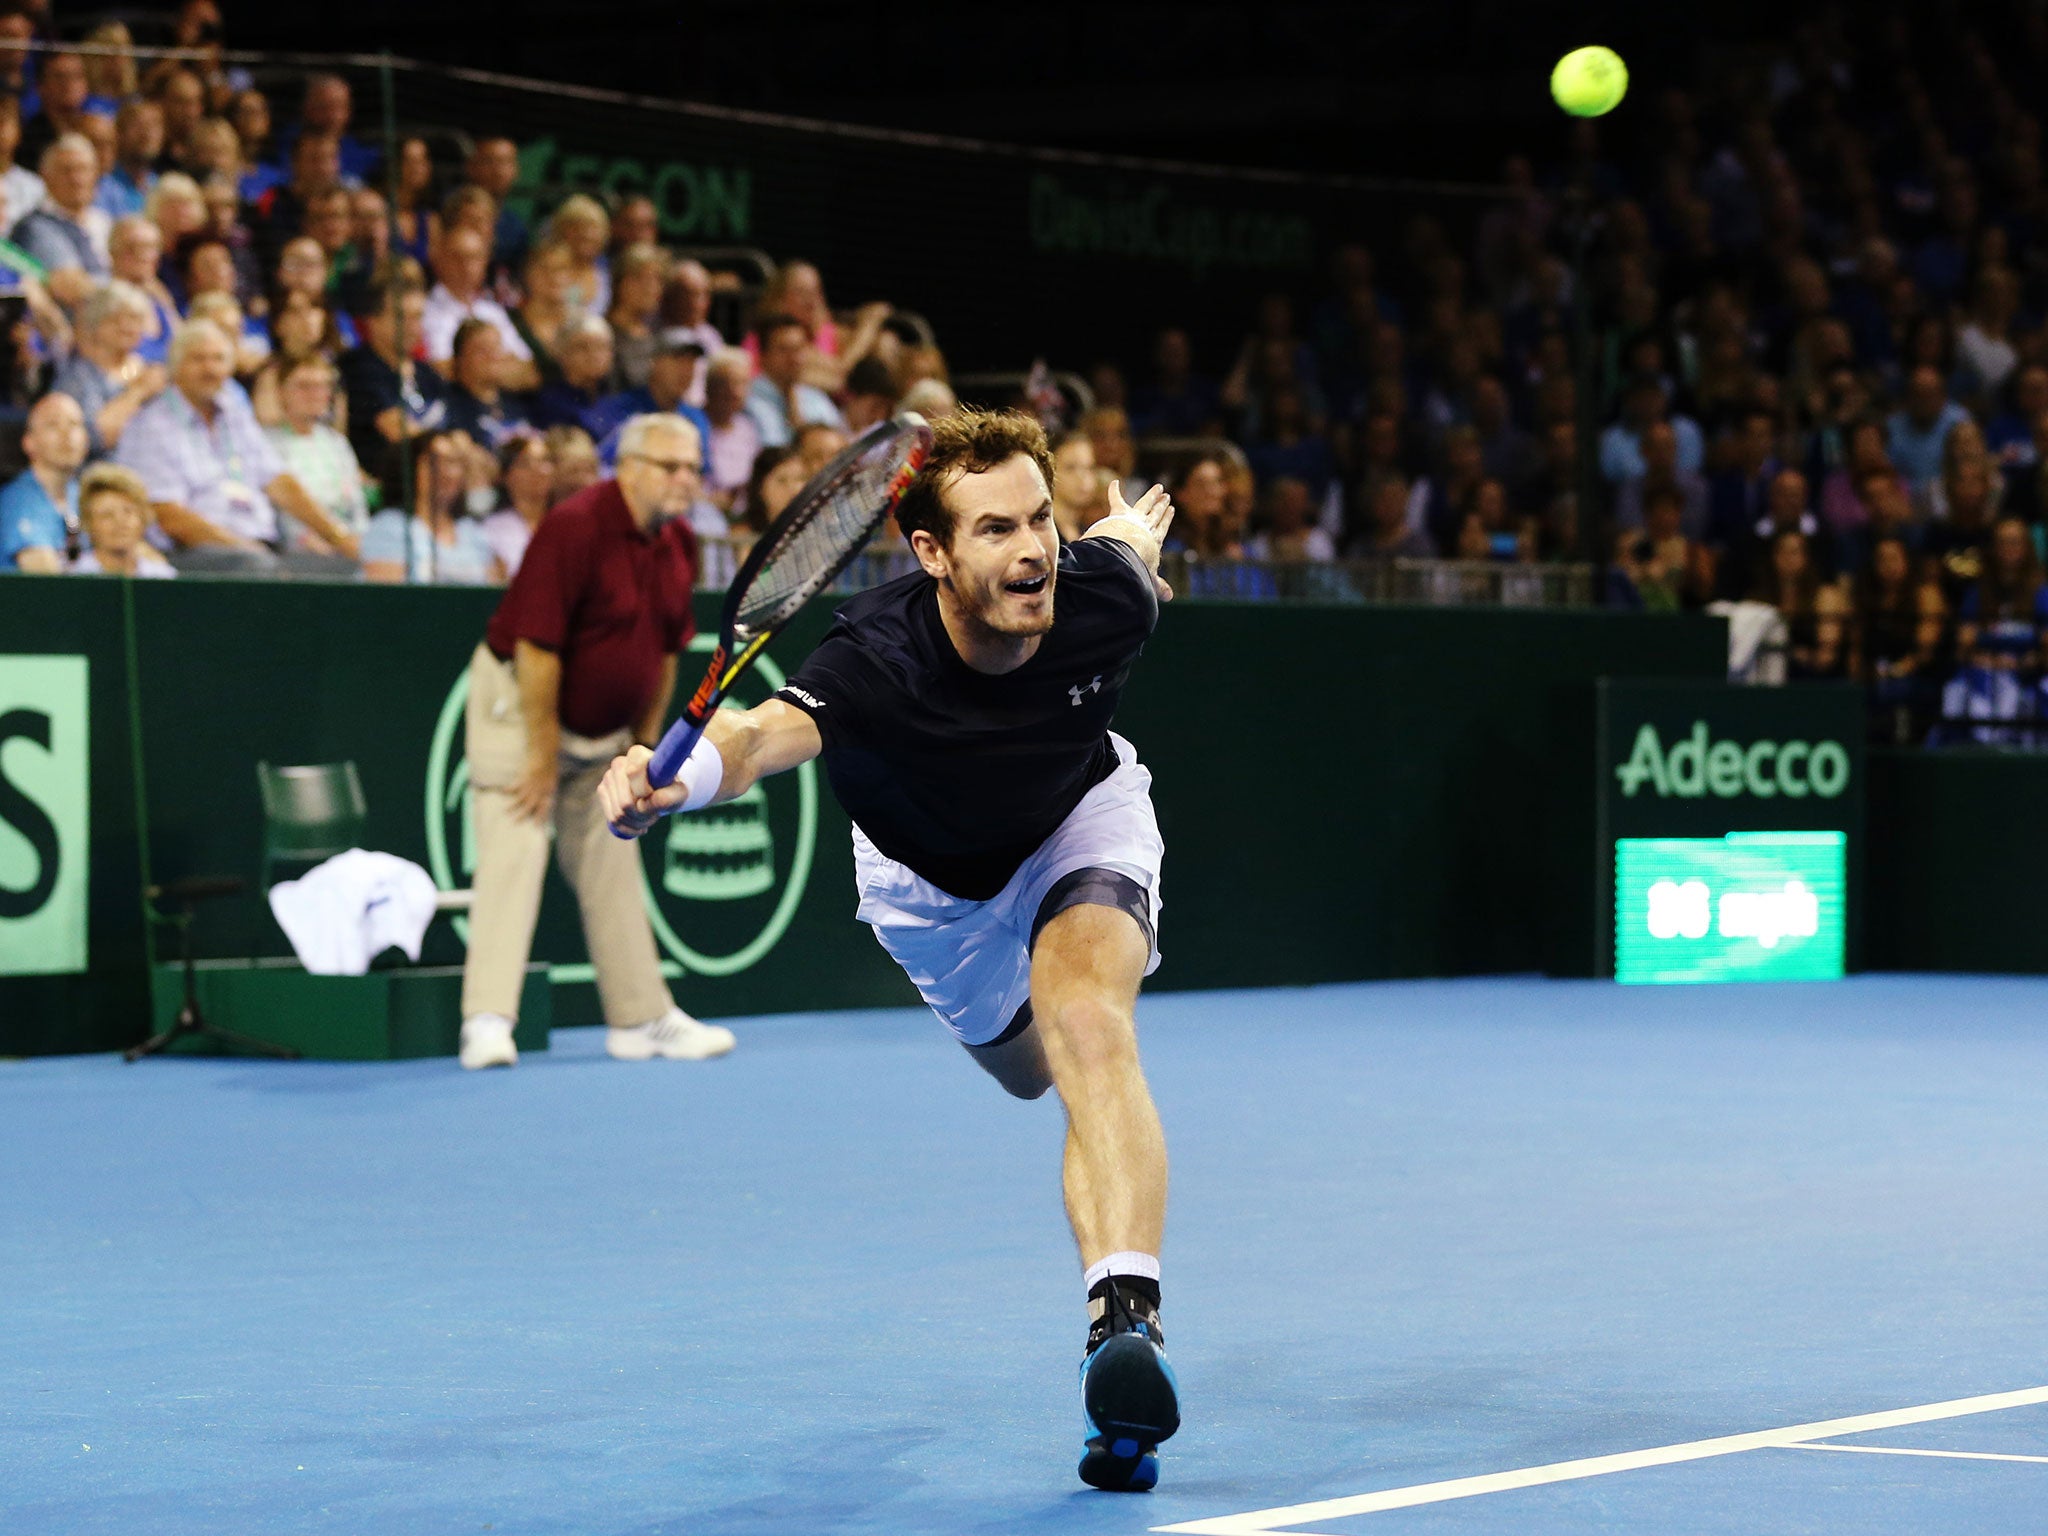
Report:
267,849,440,976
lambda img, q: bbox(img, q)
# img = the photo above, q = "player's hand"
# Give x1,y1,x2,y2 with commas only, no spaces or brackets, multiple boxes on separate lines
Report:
1108,481,1176,602
510,755,556,824
599,744,692,840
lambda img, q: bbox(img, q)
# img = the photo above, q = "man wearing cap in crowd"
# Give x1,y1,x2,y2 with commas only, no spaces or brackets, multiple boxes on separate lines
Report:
591,327,713,465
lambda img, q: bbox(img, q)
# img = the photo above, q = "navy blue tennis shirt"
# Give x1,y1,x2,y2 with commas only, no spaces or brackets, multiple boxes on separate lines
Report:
778,536,1160,900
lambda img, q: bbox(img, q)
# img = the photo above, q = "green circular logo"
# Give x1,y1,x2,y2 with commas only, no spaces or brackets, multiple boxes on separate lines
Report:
424,640,820,976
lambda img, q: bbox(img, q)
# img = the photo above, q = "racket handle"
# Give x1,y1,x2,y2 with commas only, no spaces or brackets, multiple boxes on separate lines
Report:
646,713,708,791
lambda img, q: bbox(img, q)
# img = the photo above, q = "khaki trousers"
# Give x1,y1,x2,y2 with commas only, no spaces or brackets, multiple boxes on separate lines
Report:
458,643,673,1027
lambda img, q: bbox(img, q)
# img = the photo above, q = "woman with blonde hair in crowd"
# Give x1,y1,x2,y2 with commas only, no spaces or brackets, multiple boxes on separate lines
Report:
145,172,207,259
70,464,175,578
81,22,139,105
607,241,669,389
511,239,577,387
545,194,611,315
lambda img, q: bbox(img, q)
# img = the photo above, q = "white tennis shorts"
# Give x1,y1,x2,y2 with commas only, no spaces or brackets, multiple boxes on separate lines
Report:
852,733,1165,1046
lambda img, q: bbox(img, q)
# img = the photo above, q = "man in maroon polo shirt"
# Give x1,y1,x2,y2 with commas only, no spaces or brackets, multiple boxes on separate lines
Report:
458,412,738,1069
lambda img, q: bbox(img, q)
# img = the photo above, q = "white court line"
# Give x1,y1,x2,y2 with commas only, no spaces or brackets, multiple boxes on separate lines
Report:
1787,1442,2048,1466
1151,1384,2048,1535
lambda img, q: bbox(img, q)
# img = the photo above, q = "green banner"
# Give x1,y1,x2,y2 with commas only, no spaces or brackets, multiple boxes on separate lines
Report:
0,654,89,977
0,574,1734,1054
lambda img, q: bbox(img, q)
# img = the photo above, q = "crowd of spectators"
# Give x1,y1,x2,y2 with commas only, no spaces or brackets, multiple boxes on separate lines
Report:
0,6,926,593
1055,5,2048,741
5,5,2048,743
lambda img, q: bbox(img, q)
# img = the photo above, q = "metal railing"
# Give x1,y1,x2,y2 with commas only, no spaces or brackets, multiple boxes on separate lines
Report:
690,537,1595,608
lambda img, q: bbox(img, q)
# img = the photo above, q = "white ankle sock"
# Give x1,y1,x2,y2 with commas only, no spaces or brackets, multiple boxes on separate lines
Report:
1084,1251,1161,1291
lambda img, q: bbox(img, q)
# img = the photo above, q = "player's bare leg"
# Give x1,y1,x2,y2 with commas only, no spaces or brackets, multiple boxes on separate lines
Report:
1030,901,1177,1490
1033,903,1166,1259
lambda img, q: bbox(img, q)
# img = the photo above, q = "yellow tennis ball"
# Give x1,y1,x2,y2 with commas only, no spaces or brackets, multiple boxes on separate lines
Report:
1551,46,1628,117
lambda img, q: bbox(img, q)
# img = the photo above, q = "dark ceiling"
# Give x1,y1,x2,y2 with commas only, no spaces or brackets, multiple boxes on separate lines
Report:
216,0,1959,178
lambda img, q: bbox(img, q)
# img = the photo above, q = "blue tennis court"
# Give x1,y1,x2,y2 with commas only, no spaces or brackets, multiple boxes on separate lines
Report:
8,974,2048,1534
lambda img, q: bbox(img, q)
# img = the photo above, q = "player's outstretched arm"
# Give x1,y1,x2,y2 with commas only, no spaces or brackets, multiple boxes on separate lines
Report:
600,698,822,840
1082,481,1176,602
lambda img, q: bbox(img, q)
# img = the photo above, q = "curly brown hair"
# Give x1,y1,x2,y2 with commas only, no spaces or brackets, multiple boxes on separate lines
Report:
894,407,1056,548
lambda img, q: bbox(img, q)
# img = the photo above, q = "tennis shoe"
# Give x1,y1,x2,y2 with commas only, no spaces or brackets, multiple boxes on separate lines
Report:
1078,1282,1179,1492
606,1007,736,1061
458,1013,518,1070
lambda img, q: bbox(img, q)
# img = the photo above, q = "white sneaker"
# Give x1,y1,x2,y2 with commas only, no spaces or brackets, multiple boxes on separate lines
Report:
606,1007,736,1061
459,1013,519,1070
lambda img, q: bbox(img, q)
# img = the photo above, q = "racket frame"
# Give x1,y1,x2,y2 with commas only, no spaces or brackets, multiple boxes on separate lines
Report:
645,412,930,788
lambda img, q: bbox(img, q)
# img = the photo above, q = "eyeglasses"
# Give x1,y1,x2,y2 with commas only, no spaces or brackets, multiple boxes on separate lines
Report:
625,452,702,477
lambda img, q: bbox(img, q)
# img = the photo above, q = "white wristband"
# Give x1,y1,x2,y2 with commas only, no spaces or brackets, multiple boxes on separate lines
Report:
673,736,725,814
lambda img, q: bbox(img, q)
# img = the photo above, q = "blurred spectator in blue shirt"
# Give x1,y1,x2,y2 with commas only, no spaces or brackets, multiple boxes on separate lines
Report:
279,74,375,185
92,99,159,221
0,390,85,570
530,312,617,433
1129,326,1219,436
227,89,285,202
1887,365,1971,494
746,312,843,447
1243,383,1337,501
1599,375,1705,483
1985,363,2048,476
1614,418,1710,538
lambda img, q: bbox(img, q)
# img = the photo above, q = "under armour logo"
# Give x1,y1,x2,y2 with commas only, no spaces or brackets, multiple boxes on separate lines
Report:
1068,676,1102,706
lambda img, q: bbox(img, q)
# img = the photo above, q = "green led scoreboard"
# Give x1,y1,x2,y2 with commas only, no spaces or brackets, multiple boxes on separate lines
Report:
1595,681,1864,985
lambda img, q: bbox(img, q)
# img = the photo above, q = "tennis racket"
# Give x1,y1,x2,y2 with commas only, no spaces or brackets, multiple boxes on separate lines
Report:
644,411,933,790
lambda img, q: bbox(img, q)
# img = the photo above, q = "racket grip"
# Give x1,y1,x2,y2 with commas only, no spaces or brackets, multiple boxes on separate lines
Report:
646,714,707,791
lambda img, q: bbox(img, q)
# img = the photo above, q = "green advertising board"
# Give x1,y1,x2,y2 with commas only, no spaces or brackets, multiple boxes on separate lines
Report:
0,574,1733,1054
1615,831,1848,984
1591,680,1865,979
0,655,90,977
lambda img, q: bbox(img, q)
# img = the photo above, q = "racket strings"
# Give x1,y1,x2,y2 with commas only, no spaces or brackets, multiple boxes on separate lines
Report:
734,441,919,636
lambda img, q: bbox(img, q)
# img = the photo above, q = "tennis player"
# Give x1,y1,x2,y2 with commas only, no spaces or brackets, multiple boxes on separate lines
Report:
598,408,1181,1491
